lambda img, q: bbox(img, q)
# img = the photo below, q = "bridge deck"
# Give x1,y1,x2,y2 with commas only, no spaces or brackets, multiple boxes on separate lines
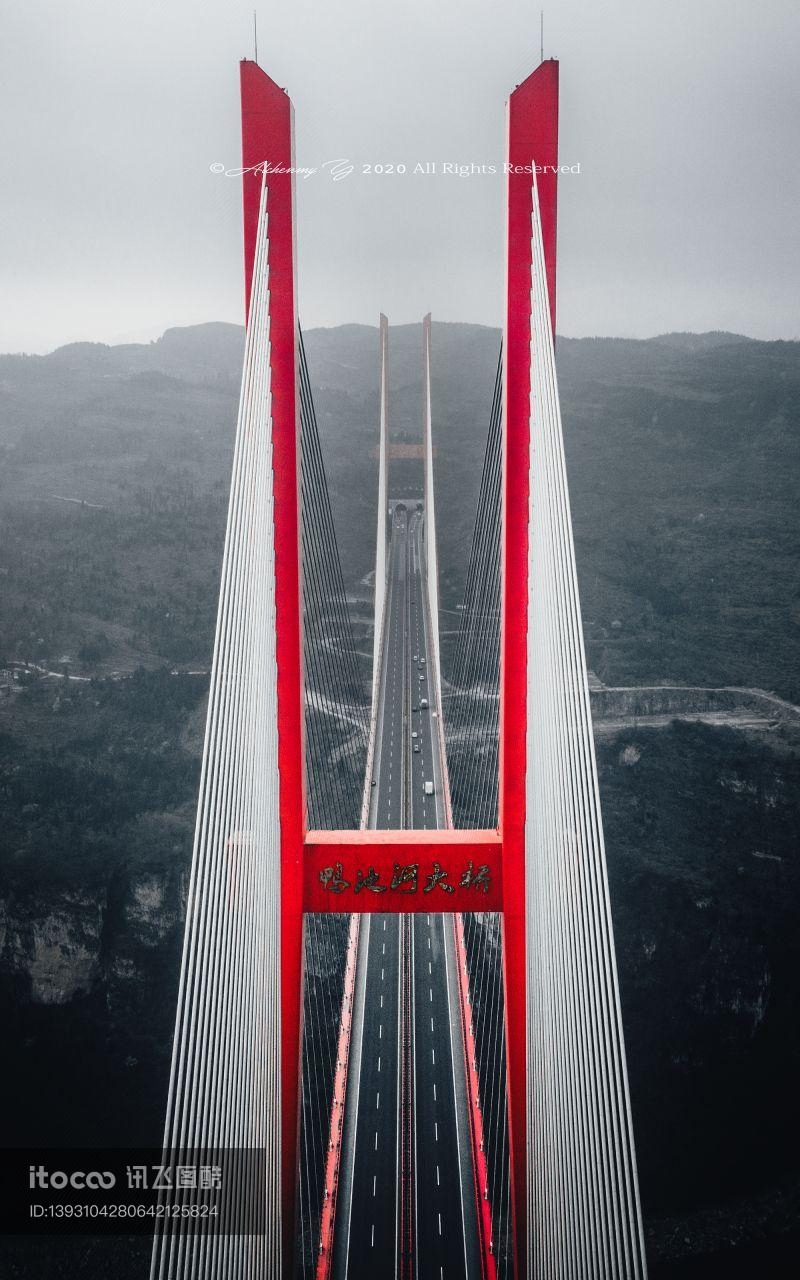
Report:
332,504,480,1279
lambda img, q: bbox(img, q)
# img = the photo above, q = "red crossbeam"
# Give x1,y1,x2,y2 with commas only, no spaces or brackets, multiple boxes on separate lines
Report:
303,830,503,913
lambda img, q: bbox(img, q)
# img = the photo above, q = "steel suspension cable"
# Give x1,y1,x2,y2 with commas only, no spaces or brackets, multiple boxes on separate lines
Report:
296,330,368,1276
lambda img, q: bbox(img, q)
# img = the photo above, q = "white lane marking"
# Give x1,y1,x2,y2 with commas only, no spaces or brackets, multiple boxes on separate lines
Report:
378,1056,381,1072
380,994,383,1008
432,1048,436,1066
381,968,385,981
371,1224,375,1248
435,1122,438,1141
438,1212,442,1237
382,943,386,955
373,1175,377,1197
375,1131,378,1150
429,987,433,1002
379,1024,382,1039
431,1017,434,1033
433,1082,437,1101
383,920,387,931
429,961,432,975
376,1092,380,1110
436,1165,440,1186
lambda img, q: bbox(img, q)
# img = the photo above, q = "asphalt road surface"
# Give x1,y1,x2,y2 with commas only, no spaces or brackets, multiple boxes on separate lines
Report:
334,504,478,1280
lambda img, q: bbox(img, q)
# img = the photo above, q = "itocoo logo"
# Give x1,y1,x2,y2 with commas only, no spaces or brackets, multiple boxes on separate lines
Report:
29,1165,116,1190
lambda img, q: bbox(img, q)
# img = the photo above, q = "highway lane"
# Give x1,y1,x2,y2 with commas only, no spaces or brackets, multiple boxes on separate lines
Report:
336,506,409,1279
334,502,478,1280
370,505,409,828
406,510,443,832
412,912,478,1280
406,509,479,1280
333,909,402,1279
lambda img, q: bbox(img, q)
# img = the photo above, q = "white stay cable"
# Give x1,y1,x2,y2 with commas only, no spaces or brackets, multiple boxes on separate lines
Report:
151,171,283,1280
524,168,648,1280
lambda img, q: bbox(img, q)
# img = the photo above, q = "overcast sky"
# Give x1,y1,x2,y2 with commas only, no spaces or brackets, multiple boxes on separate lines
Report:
1,0,798,353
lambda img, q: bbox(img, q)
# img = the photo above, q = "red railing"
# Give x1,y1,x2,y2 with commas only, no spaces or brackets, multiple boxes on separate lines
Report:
315,914,361,1279
453,913,498,1280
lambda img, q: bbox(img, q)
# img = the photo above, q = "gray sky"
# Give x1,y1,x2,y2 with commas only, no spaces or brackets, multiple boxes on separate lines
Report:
1,0,798,353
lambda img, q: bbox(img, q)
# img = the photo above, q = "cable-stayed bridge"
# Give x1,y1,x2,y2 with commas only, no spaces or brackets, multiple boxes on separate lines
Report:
150,49,648,1280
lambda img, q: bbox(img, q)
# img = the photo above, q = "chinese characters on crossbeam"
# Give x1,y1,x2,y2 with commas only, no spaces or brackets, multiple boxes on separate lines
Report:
318,860,491,896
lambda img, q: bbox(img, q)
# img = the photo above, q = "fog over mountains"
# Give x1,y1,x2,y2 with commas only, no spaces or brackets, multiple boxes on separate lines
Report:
2,321,798,701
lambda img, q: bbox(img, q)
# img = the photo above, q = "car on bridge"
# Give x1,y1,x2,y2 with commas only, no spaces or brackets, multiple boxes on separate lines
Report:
420,698,428,709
